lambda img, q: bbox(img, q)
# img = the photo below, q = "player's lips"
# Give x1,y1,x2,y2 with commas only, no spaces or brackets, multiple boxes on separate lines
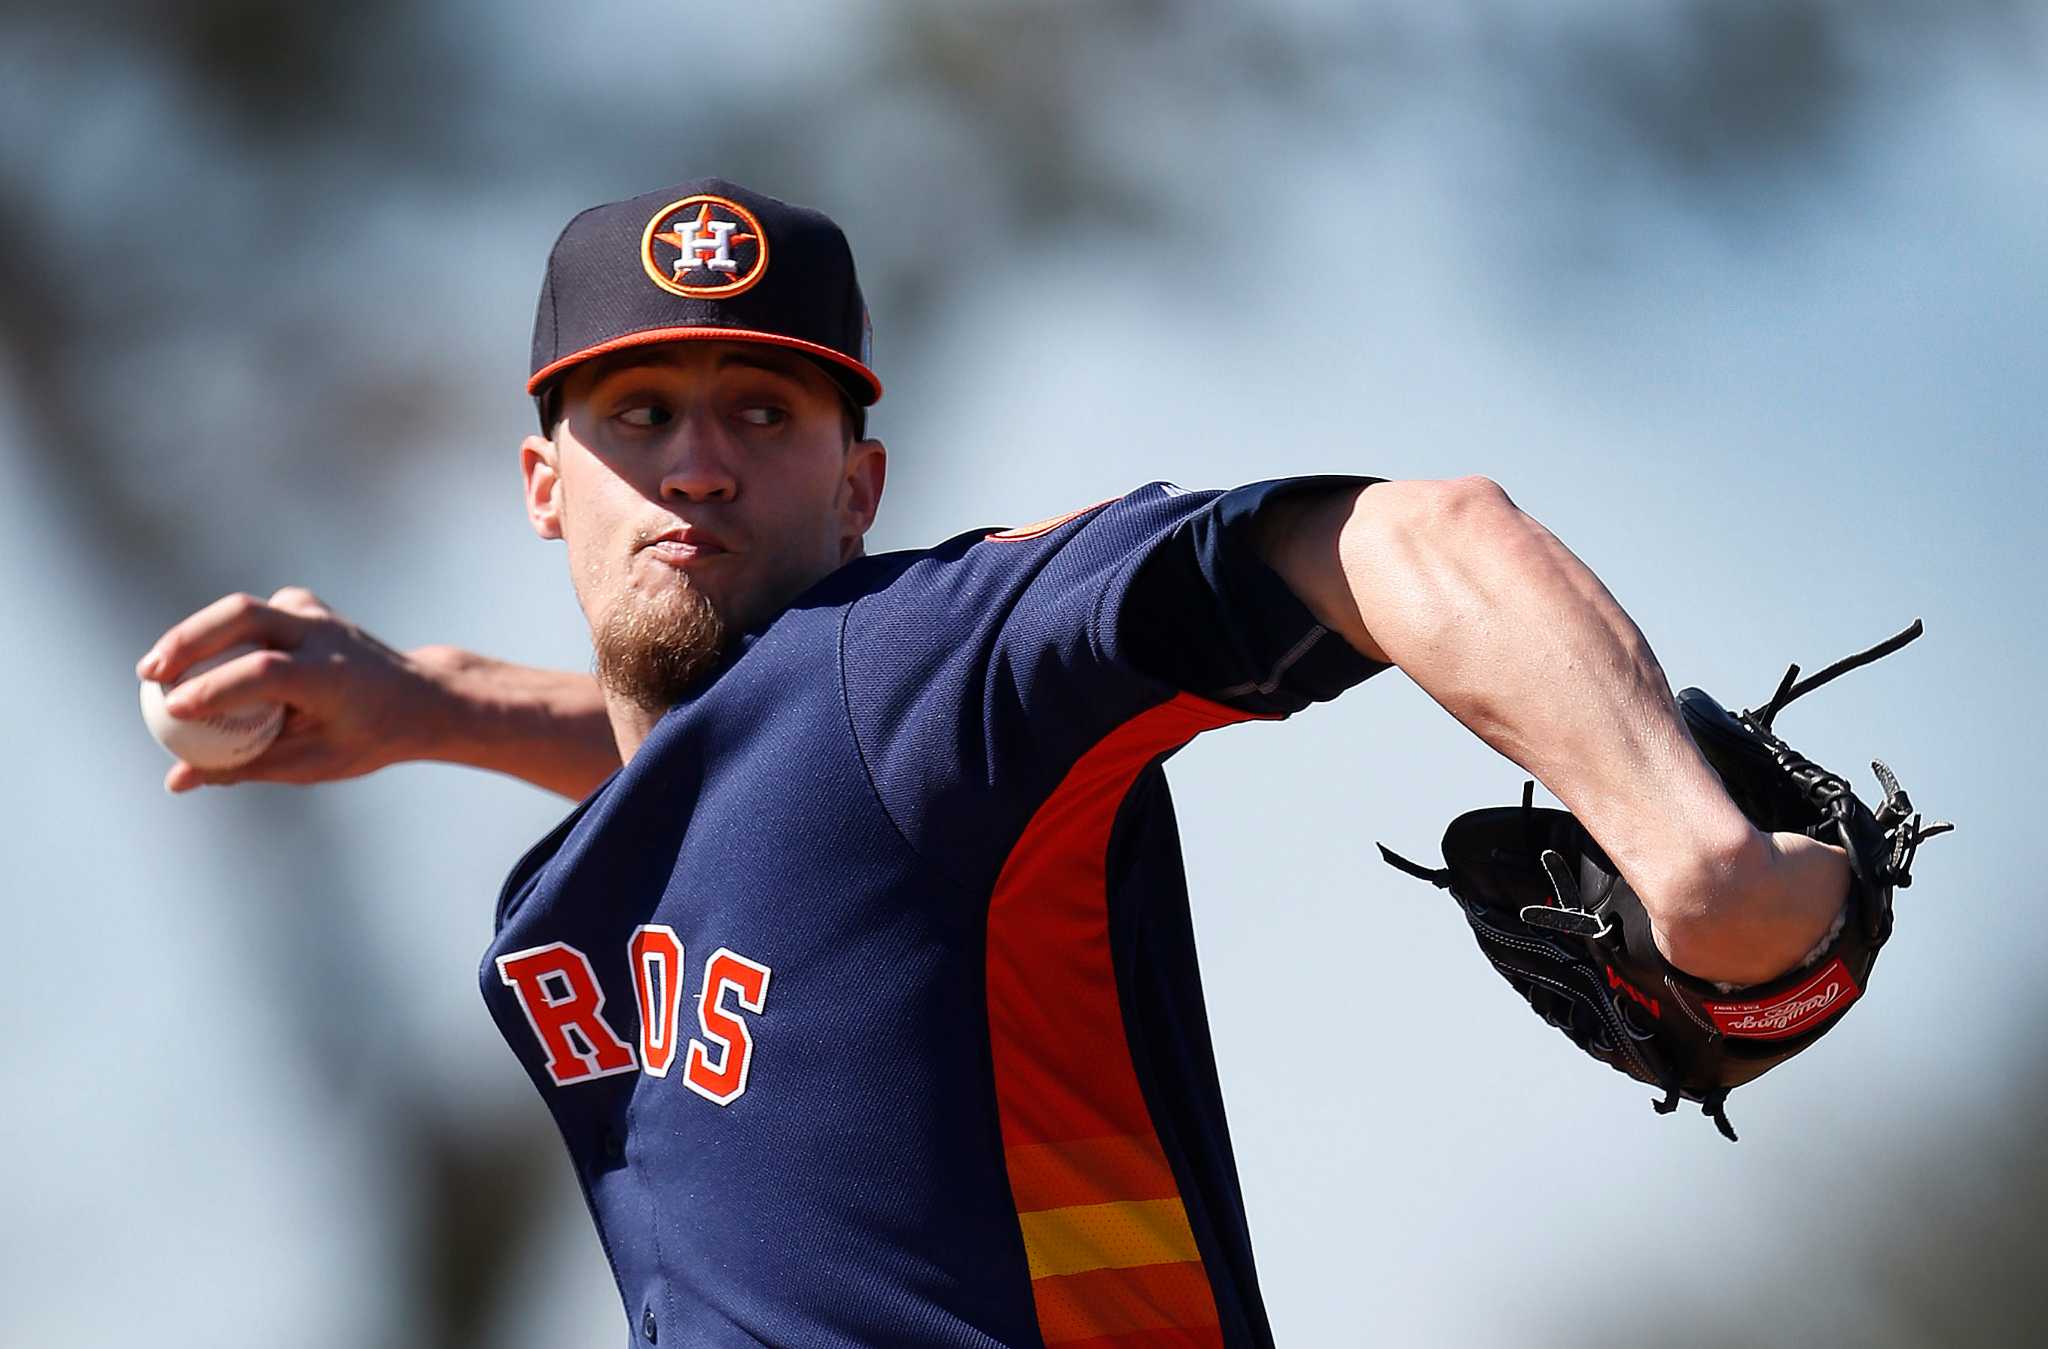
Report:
641,526,733,567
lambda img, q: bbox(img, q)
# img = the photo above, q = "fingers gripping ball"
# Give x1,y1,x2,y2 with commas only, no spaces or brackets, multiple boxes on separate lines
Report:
139,642,284,770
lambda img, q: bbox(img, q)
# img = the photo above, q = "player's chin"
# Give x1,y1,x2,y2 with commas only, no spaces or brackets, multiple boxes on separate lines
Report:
628,575,724,625
593,581,730,709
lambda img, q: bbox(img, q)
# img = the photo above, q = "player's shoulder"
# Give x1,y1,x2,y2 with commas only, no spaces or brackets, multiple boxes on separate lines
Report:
979,495,1124,543
965,480,1212,551
829,482,1204,631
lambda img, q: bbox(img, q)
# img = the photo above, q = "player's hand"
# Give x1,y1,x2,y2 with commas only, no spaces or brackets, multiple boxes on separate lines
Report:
136,587,456,793
1645,828,1854,987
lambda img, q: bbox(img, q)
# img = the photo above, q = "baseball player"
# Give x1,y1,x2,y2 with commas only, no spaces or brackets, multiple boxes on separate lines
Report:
139,179,1866,1347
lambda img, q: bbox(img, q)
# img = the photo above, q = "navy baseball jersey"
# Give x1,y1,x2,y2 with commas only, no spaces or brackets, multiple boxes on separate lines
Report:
482,476,1384,1347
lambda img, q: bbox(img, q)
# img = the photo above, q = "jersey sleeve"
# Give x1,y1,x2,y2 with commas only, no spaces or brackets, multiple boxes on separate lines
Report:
1109,475,1389,717
840,476,1387,886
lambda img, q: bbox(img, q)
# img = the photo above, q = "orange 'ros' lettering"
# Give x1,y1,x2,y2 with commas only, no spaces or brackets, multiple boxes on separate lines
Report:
629,925,686,1078
683,948,773,1106
496,942,639,1086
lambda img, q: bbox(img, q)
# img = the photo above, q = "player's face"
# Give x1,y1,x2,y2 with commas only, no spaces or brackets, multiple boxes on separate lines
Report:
521,341,885,706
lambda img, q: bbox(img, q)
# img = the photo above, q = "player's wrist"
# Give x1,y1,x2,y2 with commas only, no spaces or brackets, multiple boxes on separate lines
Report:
397,644,492,766
403,647,621,796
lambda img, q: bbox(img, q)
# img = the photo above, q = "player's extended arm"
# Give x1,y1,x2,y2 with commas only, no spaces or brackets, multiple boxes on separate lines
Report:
1253,477,1850,987
138,587,620,801
402,646,619,799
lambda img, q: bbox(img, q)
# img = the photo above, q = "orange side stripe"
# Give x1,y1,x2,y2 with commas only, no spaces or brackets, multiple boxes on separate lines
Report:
988,693,1271,1347
1051,1330,1227,1349
1006,1133,1183,1212
987,693,1259,1147
1032,1261,1224,1345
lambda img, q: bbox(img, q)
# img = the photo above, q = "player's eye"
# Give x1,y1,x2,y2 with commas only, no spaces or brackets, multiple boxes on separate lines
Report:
735,405,788,428
616,404,673,429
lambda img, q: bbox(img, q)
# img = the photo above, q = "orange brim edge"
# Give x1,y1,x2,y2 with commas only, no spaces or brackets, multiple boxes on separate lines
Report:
527,326,882,403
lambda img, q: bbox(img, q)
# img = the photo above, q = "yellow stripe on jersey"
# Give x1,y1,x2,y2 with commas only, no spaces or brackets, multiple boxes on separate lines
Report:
1017,1198,1203,1280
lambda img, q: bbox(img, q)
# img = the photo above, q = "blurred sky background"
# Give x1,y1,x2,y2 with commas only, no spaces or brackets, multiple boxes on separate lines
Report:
2,1,2042,1345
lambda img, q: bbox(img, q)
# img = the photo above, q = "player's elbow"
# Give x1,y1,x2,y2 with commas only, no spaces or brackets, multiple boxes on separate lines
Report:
1363,474,1516,540
1424,474,1517,528
1336,473,1548,674
1351,474,1525,582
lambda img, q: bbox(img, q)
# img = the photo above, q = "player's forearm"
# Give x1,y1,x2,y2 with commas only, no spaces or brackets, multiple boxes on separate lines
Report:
1260,478,1838,983
408,646,621,800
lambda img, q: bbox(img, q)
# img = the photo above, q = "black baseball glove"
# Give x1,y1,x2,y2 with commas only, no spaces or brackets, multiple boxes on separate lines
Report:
1379,622,1950,1139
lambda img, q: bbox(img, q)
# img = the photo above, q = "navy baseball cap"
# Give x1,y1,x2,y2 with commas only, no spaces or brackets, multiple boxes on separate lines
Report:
528,178,881,430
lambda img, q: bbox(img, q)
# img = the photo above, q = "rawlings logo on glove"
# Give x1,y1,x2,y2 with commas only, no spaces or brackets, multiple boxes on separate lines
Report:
1703,960,1859,1039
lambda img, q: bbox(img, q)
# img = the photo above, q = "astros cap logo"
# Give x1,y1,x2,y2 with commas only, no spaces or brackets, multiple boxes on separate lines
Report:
642,195,770,299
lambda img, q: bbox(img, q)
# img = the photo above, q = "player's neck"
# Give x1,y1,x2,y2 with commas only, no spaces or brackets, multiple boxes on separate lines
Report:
605,694,664,764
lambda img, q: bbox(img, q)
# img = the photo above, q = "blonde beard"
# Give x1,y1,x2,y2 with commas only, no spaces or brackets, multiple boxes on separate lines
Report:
591,576,729,713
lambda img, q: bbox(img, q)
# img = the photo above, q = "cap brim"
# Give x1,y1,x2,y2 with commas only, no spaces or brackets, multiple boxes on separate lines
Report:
527,326,882,404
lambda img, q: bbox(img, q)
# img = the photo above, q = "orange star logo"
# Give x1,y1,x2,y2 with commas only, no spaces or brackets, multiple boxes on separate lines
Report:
641,195,769,299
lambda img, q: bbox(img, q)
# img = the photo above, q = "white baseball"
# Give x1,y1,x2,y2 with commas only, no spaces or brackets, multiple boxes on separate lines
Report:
139,642,285,770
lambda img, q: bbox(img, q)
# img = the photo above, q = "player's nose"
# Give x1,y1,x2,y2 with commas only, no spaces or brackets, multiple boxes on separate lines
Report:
658,410,739,504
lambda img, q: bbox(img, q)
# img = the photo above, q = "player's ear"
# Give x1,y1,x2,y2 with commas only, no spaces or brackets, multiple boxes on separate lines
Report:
838,437,886,556
521,433,565,541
